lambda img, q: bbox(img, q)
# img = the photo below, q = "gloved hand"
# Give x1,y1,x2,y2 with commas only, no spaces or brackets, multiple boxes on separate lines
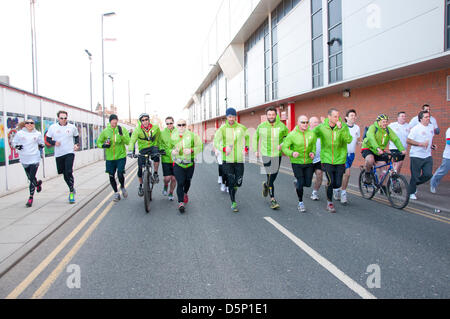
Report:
118,126,123,136
38,144,45,150
102,143,111,149
15,145,23,150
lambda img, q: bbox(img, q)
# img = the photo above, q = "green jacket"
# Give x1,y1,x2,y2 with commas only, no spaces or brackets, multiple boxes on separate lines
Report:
171,130,203,168
252,116,289,157
312,118,352,165
128,120,161,152
160,127,178,163
214,120,250,163
97,124,130,161
362,121,405,154
282,126,317,164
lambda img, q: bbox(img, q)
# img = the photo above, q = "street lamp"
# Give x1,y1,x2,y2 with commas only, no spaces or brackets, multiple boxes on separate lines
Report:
84,49,93,112
109,74,115,112
101,11,116,128
30,0,38,94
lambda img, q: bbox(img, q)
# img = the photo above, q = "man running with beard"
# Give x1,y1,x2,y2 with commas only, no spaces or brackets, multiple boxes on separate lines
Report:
309,116,323,201
160,116,177,201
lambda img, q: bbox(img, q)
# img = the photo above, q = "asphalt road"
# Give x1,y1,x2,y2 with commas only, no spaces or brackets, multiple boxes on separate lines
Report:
0,158,449,299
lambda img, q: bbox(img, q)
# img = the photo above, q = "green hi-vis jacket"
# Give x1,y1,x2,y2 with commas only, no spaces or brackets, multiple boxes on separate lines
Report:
362,121,405,154
160,127,178,164
171,130,203,169
252,115,289,157
97,123,130,161
214,120,250,163
312,118,352,165
128,120,161,152
282,126,317,164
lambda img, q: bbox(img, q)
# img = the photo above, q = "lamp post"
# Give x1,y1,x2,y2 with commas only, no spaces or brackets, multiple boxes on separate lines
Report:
84,49,93,112
108,74,115,112
101,11,116,128
30,0,38,94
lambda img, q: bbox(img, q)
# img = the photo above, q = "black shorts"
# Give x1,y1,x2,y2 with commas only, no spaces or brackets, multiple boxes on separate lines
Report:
162,162,175,176
56,153,75,175
138,146,160,167
361,148,388,163
105,157,126,175
312,161,322,171
322,163,346,189
222,162,244,187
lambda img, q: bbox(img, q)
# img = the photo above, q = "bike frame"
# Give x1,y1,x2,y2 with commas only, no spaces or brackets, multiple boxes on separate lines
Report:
372,157,394,187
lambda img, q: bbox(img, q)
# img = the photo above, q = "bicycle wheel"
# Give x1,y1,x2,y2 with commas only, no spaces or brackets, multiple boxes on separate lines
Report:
386,174,410,209
143,169,151,213
359,170,376,200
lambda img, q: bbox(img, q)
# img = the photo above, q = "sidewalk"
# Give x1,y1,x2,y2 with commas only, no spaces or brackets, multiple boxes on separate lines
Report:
0,159,137,277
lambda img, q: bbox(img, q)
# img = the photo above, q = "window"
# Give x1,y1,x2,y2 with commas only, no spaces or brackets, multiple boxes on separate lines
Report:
263,19,270,102
311,0,323,88
446,0,450,50
328,0,342,83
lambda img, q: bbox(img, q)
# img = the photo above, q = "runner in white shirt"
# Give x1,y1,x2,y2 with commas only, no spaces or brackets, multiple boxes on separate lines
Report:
334,109,360,205
408,104,439,135
406,110,435,200
430,127,450,193
12,119,45,207
309,116,323,201
388,111,409,174
45,110,80,204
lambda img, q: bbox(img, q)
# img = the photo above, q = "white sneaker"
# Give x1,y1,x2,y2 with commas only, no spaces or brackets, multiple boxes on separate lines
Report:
121,187,128,199
310,192,319,201
220,183,226,192
333,189,340,201
410,194,417,200
340,192,347,205
297,202,306,213
430,186,436,194
218,176,222,184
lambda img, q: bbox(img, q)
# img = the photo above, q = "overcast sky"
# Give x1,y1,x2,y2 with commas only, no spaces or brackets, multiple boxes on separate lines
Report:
0,0,223,121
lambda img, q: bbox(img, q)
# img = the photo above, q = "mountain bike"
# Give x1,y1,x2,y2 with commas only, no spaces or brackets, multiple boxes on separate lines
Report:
358,152,410,209
135,149,166,213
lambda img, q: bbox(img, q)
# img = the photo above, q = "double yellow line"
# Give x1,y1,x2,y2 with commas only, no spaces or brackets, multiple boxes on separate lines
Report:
6,165,138,299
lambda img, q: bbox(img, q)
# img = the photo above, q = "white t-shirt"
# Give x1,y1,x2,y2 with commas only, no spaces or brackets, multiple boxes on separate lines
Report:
347,124,360,154
313,138,321,164
443,128,450,159
46,123,79,157
388,122,409,150
408,123,434,159
12,129,44,165
409,115,438,132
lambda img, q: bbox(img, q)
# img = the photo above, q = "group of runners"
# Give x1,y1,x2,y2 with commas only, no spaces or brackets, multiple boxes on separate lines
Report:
11,104,449,214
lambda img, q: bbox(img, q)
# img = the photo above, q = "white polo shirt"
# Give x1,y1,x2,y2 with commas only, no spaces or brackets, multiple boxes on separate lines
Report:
444,128,450,160
347,124,360,154
408,123,434,159
46,122,79,157
388,122,409,150
313,138,321,164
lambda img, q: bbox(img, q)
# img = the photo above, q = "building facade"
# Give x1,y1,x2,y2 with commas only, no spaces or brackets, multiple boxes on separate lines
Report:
185,0,450,179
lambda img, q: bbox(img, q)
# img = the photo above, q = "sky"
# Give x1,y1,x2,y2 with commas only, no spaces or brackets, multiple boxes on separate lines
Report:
0,0,223,122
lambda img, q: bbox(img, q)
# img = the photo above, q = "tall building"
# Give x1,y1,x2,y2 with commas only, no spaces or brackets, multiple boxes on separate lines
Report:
185,0,450,177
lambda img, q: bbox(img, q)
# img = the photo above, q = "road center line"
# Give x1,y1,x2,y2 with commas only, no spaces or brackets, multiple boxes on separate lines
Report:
264,216,377,299
6,165,138,299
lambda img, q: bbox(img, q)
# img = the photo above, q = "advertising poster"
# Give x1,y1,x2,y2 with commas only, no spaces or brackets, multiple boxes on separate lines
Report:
43,117,55,157
6,113,24,164
82,123,88,150
93,124,99,148
89,124,94,149
75,122,83,150
0,113,5,166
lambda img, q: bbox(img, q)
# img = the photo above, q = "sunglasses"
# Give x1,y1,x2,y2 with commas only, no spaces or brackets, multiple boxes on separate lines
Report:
59,117,67,120
166,122,174,125
141,118,149,122
25,121,35,124
300,121,309,124
177,123,186,127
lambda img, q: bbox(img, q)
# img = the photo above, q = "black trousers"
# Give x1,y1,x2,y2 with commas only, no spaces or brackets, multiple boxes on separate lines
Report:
222,162,244,203
409,156,433,194
322,163,346,201
173,164,195,203
23,163,39,196
218,164,228,185
292,163,314,202
56,153,75,192
263,156,282,198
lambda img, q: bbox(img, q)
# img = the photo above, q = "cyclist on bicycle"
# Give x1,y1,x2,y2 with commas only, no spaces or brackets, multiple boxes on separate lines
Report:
171,119,203,213
361,114,406,184
128,113,161,196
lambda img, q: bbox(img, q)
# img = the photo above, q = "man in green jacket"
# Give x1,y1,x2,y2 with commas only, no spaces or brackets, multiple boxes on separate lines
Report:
253,106,288,209
313,108,352,213
361,114,406,184
97,114,131,202
282,115,317,213
214,108,249,212
160,116,178,201
128,113,161,197
171,119,203,213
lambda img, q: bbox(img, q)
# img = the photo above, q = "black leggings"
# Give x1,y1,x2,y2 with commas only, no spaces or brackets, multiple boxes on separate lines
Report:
222,162,244,203
292,163,314,202
56,154,75,192
218,164,228,185
174,164,195,203
109,172,125,192
322,163,346,201
23,163,39,196
263,156,282,198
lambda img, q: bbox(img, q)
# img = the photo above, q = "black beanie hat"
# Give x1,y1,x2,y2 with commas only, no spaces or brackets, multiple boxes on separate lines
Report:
109,114,118,122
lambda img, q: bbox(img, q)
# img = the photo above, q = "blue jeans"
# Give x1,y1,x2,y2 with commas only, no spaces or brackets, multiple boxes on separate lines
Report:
430,158,450,189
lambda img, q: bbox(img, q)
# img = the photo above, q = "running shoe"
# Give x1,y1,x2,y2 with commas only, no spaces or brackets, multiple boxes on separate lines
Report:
220,184,227,192
121,187,128,199
178,202,185,213
162,185,168,196
113,192,121,202
333,189,340,201
410,193,417,200
218,176,223,184
183,194,189,204
262,182,269,198
231,202,239,213
327,203,336,213
168,193,174,201
310,192,319,201
138,185,144,197
297,202,306,213
36,180,42,193
430,186,436,194
69,192,75,204
340,192,348,205
270,200,280,210
26,197,33,208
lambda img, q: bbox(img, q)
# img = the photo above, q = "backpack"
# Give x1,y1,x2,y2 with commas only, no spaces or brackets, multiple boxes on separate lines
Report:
362,125,389,140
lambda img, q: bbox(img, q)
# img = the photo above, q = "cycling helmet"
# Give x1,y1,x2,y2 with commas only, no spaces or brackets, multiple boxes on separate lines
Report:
138,113,150,122
376,114,389,122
